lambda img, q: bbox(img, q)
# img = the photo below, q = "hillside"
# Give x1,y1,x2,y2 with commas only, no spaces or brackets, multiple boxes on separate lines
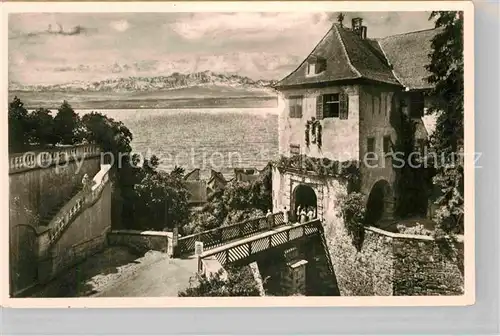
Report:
9,71,278,93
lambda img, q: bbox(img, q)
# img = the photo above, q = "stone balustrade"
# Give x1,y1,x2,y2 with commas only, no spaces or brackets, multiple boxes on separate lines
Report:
9,144,101,173
46,164,112,246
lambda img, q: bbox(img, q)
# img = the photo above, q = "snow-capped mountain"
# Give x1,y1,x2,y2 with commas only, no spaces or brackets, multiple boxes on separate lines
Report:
9,71,279,93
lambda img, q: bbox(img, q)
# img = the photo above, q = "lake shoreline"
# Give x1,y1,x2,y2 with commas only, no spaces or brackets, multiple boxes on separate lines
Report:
9,89,279,110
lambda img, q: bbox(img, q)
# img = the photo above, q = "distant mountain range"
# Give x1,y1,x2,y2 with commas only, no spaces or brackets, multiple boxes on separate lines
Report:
9,71,278,93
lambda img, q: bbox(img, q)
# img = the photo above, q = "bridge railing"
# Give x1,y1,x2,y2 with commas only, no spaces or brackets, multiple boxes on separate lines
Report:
177,211,285,255
9,144,101,173
198,218,322,272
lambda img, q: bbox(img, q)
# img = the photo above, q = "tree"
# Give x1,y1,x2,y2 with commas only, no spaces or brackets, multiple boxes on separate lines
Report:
426,11,464,234
82,111,133,156
178,266,260,297
133,167,190,231
81,111,135,228
27,108,58,146
53,101,82,145
182,166,273,234
8,96,30,152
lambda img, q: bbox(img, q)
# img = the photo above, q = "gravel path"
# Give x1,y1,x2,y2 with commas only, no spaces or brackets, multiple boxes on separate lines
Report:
31,247,198,297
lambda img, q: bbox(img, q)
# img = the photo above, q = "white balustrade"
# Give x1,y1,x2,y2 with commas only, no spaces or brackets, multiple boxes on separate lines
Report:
47,165,111,245
9,144,100,173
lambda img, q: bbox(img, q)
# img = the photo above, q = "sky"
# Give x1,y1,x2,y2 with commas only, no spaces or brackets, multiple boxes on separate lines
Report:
9,12,434,86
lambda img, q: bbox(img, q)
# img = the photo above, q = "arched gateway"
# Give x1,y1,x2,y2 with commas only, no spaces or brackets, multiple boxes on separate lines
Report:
365,179,395,227
291,184,318,222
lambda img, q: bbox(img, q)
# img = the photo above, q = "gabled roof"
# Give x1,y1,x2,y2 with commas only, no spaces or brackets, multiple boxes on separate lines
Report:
185,180,207,204
208,169,227,186
275,24,442,91
275,23,400,88
184,168,200,181
377,28,441,90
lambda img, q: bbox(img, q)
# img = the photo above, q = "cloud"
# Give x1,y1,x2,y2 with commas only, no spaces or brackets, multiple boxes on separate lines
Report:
9,23,94,40
110,20,130,32
170,12,330,40
9,12,434,86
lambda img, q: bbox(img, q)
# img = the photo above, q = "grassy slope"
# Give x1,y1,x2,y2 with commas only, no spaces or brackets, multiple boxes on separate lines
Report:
9,85,278,109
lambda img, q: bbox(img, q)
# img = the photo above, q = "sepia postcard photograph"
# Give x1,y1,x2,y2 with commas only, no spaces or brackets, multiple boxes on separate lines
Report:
1,1,474,307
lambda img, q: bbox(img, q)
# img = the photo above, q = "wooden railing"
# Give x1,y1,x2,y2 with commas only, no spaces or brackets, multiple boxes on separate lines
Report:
198,218,322,272
177,212,285,255
9,144,100,173
47,164,112,246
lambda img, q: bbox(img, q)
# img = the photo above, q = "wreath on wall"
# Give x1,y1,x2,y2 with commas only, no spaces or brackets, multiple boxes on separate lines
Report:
305,117,322,149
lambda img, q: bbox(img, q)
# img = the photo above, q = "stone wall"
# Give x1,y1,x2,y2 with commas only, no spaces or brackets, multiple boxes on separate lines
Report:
107,230,172,255
392,233,464,295
9,146,102,295
9,155,101,230
324,215,464,296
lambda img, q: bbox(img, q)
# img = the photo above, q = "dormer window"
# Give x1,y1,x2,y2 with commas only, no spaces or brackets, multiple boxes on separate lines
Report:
306,56,326,76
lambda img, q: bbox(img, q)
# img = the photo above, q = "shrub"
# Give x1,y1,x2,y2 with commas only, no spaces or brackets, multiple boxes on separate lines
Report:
178,266,260,297
132,166,190,231
338,192,366,250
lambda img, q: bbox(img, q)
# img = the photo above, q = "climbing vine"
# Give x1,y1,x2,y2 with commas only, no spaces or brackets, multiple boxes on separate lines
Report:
337,192,366,251
305,123,310,147
305,117,323,149
275,154,360,189
390,103,434,219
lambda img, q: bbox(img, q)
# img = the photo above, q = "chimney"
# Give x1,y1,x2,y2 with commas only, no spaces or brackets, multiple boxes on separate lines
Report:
351,17,367,39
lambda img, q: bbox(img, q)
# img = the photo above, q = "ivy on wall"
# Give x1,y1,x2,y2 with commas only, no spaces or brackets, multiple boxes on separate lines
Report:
390,101,434,219
337,192,366,251
275,154,360,191
304,118,322,149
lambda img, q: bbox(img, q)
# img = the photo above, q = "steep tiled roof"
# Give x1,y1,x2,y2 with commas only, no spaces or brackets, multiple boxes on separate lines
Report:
185,180,207,204
377,28,441,90
337,27,400,85
275,24,442,91
275,24,400,88
184,168,200,181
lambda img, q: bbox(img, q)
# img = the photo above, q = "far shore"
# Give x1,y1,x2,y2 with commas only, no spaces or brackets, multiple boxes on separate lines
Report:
9,92,278,110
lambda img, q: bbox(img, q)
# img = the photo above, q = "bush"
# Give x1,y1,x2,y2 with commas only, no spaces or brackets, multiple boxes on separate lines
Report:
338,192,366,250
133,166,190,231
178,266,260,297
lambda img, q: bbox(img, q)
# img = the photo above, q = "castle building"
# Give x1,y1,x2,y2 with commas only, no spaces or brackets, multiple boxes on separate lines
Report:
272,18,439,229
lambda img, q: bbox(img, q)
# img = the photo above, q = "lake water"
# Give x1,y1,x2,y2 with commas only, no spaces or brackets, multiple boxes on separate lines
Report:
76,108,279,180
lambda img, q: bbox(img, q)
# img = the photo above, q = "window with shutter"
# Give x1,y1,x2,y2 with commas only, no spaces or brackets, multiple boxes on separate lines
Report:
323,94,340,118
316,95,324,120
339,91,349,119
289,96,303,118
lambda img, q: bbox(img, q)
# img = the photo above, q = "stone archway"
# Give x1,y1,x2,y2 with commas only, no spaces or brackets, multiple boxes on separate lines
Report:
365,179,395,227
292,184,318,222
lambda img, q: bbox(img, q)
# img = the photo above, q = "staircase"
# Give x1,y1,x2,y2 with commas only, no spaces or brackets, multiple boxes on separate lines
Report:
39,186,83,226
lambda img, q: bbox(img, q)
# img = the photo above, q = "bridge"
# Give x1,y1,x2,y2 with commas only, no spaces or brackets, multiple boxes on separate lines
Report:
173,214,339,296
